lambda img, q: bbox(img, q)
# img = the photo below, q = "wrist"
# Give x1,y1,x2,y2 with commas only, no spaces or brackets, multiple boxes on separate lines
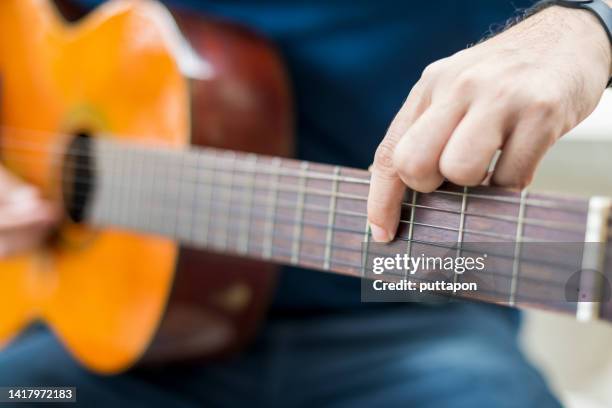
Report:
518,3,612,82
595,0,612,76
545,1,612,79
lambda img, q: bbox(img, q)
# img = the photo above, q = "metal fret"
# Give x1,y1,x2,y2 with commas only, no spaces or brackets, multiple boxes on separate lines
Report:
160,150,174,236
454,187,468,285
361,222,371,278
118,144,129,228
405,190,417,278
105,141,119,226
199,151,214,247
577,196,611,322
132,147,146,236
186,151,199,246
263,157,281,260
129,147,145,231
509,189,528,306
142,147,156,235
237,154,258,255
120,146,132,229
216,151,236,251
323,166,341,270
291,162,309,264
163,150,178,236
174,151,189,240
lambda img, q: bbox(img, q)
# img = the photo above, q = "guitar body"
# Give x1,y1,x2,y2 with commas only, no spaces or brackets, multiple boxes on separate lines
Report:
0,0,292,374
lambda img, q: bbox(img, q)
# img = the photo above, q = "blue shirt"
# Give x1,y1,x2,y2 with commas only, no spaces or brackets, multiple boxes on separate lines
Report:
78,0,535,310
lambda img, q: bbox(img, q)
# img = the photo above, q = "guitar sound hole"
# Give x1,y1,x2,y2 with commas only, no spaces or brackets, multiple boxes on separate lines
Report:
62,132,94,224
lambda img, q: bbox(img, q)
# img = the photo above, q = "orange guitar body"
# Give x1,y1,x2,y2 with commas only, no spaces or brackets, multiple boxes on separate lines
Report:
0,0,292,373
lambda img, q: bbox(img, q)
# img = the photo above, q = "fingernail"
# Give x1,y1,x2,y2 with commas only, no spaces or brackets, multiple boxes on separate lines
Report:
370,223,391,243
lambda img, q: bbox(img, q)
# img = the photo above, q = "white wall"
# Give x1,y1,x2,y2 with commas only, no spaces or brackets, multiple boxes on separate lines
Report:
522,90,612,408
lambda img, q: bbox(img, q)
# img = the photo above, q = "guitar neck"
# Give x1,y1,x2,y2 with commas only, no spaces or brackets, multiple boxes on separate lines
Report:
86,140,612,322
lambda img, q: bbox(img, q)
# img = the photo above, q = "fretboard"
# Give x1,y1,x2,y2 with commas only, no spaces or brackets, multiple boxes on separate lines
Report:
83,140,612,323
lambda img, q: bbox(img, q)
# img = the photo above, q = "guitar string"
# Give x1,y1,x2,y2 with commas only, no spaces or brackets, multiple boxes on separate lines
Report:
0,137,592,292
95,181,587,290
0,155,592,250
94,188,588,272
1,140,591,229
180,206,583,273
81,161,586,274
9,152,589,238
101,196,586,289
0,115,595,307
108,161,602,310
212,235,573,307
0,146,576,308
236,240,572,295
0,131,604,266
3,147,590,236
209,231,573,298
0,135,596,310
0,128,590,212
0,138,588,212
87,142,592,281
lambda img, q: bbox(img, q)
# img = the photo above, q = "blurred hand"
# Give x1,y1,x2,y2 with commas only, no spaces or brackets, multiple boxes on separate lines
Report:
0,165,59,258
368,4,612,242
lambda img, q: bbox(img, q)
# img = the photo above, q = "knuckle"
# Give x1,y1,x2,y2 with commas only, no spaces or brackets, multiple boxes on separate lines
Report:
373,139,397,173
452,71,479,95
508,153,529,174
539,128,559,148
396,151,432,181
391,147,440,192
514,174,533,189
515,93,564,133
492,81,519,102
495,172,533,189
494,155,535,189
406,175,443,193
416,181,442,193
421,60,446,81
397,164,442,193
527,91,563,121
439,158,483,186
528,96,559,119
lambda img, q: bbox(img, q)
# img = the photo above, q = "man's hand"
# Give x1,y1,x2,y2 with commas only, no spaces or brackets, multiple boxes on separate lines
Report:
367,4,612,242
0,165,59,258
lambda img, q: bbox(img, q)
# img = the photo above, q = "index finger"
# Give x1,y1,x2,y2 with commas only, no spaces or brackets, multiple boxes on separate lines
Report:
367,82,430,242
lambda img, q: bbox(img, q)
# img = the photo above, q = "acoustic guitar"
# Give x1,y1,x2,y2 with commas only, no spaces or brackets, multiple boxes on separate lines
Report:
1,0,611,375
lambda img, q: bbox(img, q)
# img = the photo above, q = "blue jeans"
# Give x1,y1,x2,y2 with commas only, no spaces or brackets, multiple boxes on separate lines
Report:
0,302,561,408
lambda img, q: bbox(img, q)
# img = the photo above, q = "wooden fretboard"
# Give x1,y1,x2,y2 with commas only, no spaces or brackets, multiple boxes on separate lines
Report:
83,139,612,323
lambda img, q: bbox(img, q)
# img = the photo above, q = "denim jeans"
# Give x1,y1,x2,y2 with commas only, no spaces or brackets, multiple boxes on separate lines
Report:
0,302,561,408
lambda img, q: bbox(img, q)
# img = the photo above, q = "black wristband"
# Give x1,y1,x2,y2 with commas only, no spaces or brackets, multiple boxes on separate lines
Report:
533,0,612,87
